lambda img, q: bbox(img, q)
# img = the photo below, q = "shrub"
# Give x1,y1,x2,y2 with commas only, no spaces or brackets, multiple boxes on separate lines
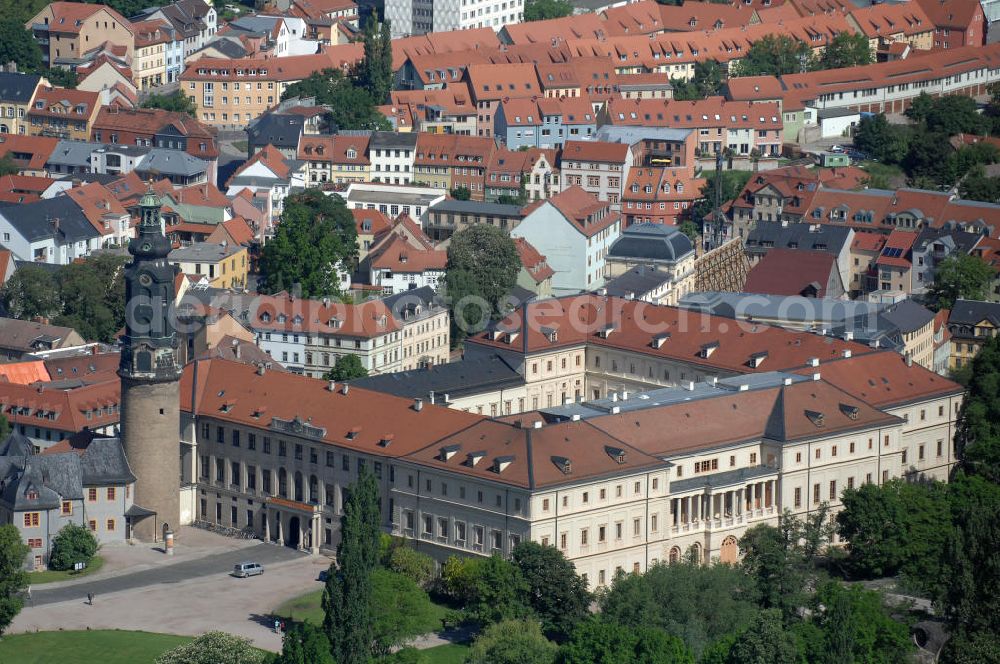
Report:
48,523,98,571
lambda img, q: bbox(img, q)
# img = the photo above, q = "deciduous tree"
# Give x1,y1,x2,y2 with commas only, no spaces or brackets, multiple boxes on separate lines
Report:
0,19,42,74
558,618,694,664
730,35,813,77
371,569,438,657
260,189,357,298
323,354,368,382
282,70,391,132
512,541,592,641
48,523,99,572
444,225,520,344
0,524,28,636
724,609,800,664
955,334,1000,481
815,32,872,70
356,14,393,104
523,0,573,21
467,619,558,664
928,253,993,311
0,265,61,321
273,623,334,664
142,90,197,117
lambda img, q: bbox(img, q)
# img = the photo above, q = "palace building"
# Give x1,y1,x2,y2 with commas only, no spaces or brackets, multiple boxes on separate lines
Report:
181,293,961,585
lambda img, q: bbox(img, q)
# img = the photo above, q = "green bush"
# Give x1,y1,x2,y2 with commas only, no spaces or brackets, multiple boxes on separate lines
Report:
388,547,436,588
48,523,98,572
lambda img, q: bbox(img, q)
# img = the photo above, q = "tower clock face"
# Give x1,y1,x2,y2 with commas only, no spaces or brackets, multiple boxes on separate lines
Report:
138,272,153,287
140,242,152,252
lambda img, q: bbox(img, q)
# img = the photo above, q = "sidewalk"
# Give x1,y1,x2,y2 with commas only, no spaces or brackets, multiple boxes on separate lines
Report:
35,526,260,590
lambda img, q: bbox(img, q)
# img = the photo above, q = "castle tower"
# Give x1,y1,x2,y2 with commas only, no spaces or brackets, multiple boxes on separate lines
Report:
119,188,181,542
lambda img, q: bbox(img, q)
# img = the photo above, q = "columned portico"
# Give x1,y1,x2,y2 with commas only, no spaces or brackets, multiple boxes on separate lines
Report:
265,496,322,554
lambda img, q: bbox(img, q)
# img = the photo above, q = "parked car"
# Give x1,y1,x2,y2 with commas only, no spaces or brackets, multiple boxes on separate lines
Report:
829,145,845,153
233,562,264,577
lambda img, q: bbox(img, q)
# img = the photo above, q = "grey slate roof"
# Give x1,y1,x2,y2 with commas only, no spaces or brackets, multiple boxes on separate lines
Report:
595,125,693,144
247,114,305,150
48,141,103,169
352,354,524,399
0,195,99,244
949,299,1000,328
913,227,982,255
0,73,42,104
194,37,249,59
169,241,243,262
878,299,935,334
604,265,673,299
607,222,693,263
429,199,524,217
745,221,852,256
370,132,418,150
137,148,209,177
77,434,137,485
0,432,34,457
381,286,445,322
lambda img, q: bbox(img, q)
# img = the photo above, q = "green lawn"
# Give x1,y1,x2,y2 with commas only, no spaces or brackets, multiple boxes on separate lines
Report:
0,630,191,664
273,588,450,634
28,555,105,585
422,643,471,663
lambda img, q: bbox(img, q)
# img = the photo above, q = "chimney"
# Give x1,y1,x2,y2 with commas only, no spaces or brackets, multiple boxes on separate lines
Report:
813,372,821,381
256,364,266,376
429,391,435,405
413,398,423,412
906,355,913,367
532,421,542,429
842,349,852,358
808,357,819,367
342,383,350,395
621,390,629,401
327,380,336,392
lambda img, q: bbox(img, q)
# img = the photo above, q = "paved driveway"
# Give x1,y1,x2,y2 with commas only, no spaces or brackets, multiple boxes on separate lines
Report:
14,548,330,652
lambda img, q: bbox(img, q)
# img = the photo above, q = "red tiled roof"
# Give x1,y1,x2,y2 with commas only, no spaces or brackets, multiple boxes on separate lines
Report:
369,233,446,273
297,134,370,165
35,2,133,36
514,237,553,284
561,140,630,164
352,208,392,237
0,135,59,172
744,248,840,297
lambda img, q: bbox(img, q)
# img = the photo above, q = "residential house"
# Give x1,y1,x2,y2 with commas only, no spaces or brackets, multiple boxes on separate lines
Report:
560,141,632,207
465,64,541,137
948,299,1000,370
0,73,46,136
169,241,249,290
368,233,447,295
744,248,847,299
225,145,305,222
0,318,85,361
380,286,450,371
132,0,217,58
26,2,134,68
513,237,553,299
910,227,983,296
369,132,418,185
413,134,495,199
132,19,179,89
353,208,393,262
874,229,918,294
621,167,704,227
916,0,985,49
1,431,136,569
512,187,622,294
26,88,101,142
744,221,854,293
0,195,103,264
299,134,370,186
424,199,525,243
847,3,935,56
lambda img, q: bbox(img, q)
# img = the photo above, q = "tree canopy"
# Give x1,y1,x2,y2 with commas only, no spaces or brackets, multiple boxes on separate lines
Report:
559,618,694,664
0,524,28,636
282,69,391,132
466,620,558,664
48,523,99,572
927,253,993,311
955,334,1000,482
356,14,393,104
730,35,812,77
0,19,42,74
816,32,873,70
444,225,520,344
524,0,573,21
512,541,592,641
259,189,357,298
0,254,126,343
323,354,368,382
671,61,723,101
142,91,197,117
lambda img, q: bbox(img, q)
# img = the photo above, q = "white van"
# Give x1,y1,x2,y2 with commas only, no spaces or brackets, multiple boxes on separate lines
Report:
233,562,264,577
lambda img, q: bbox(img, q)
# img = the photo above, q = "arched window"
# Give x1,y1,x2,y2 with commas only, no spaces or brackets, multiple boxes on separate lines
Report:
720,535,739,564
278,468,287,498
309,475,319,504
294,471,303,502
668,546,681,564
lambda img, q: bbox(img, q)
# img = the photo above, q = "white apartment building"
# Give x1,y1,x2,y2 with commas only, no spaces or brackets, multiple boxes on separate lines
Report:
387,0,523,37
369,132,418,185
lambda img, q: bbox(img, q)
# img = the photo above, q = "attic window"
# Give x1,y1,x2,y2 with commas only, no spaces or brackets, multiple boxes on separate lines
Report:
805,410,825,428
465,451,486,467
541,326,558,342
491,456,514,474
219,402,235,413
605,446,627,464
26,489,38,500
346,426,361,440
552,456,572,475
327,318,342,329
651,332,670,348
378,434,394,448
598,324,615,339
439,444,461,461
700,341,720,358
839,403,859,420
748,351,768,368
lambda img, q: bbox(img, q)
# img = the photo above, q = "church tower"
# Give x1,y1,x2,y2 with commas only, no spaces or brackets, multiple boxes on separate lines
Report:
119,188,181,542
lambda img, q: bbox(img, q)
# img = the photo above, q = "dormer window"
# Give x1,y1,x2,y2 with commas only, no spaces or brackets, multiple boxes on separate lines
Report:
260,312,272,323
552,456,572,475
805,410,825,428
439,444,460,461
605,446,627,464
346,149,356,159
346,426,361,440
492,456,514,474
